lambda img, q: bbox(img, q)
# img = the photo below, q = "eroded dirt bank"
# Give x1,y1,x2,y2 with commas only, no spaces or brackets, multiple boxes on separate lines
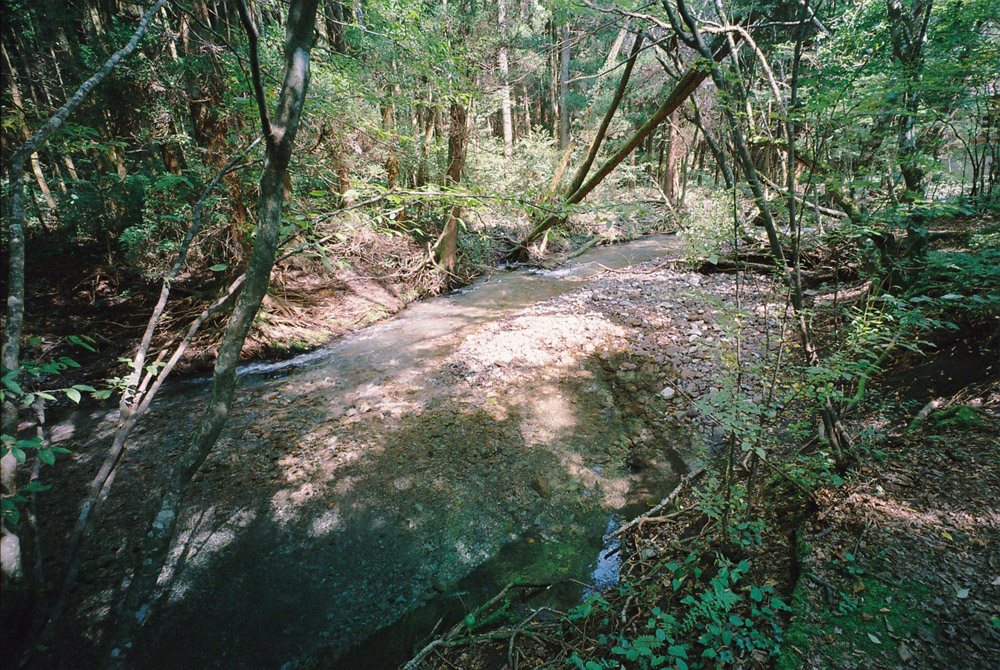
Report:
39,234,789,668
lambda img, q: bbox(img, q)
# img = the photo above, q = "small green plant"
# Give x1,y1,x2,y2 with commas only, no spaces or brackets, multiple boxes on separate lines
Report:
567,556,790,669
0,336,103,524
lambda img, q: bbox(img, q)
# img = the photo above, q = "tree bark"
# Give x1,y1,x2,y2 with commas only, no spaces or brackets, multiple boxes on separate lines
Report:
434,101,469,272
559,24,571,151
105,1,319,661
887,0,933,200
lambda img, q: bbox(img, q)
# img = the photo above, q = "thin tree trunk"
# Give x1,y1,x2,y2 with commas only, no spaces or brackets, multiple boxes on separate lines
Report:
498,0,513,160
559,24,571,150
512,34,735,257
105,1,319,661
1,0,169,601
434,101,469,272
565,32,644,197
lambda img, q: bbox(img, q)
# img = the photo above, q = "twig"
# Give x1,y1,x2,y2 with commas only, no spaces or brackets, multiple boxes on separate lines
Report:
405,583,524,669
907,397,944,432
611,467,706,539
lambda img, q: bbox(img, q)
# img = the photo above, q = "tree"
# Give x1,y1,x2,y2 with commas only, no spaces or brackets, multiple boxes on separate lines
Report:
1,0,169,628
105,0,320,661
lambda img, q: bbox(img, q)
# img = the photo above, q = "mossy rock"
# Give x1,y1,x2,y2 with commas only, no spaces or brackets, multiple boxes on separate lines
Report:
929,405,982,429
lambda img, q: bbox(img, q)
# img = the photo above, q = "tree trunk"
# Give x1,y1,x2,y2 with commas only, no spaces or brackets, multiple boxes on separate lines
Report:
559,24,571,151
105,1,319,662
434,101,469,272
513,34,735,257
887,0,933,200
324,0,347,53
498,0,513,160
565,32,644,197
1,0,169,631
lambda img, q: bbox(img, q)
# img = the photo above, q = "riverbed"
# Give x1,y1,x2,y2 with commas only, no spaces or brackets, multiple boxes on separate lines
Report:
44,233,787,668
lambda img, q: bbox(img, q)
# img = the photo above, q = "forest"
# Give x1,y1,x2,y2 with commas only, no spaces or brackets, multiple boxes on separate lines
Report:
1,0,998,668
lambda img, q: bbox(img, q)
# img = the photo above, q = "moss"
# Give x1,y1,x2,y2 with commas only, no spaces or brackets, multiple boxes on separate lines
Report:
930,405,983,429
778,560,936,669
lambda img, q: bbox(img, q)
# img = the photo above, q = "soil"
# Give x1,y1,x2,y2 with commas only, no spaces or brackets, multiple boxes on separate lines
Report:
13,226,443,384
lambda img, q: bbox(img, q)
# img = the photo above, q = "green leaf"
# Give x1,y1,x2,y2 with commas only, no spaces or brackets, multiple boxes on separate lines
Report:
209,264,228,272
73,384,97,393
68,335,97,352
2,377,22,395
12,447,26,463
38,449,55,466
750,586,763,602
65,388,81,404
668,645,688,658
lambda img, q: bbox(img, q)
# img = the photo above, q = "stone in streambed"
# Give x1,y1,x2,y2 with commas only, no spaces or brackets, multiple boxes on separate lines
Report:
531,475,552,498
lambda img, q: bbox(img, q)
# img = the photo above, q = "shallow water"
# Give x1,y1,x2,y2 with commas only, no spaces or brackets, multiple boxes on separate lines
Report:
56,234,690,668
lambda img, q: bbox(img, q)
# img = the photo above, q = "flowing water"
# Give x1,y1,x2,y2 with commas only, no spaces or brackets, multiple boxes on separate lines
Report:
56,234,692,668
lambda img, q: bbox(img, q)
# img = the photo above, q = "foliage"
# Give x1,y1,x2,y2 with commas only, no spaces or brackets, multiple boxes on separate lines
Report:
567,555,790,669
0,336,104,524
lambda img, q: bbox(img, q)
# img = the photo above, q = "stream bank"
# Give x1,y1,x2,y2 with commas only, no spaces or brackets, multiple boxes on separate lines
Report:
36,234,789,668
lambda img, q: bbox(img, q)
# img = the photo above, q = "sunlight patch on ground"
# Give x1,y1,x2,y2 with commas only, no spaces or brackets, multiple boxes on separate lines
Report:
270,483,320,524
161,506,258,603
841,492,1000,531
309,509,341,536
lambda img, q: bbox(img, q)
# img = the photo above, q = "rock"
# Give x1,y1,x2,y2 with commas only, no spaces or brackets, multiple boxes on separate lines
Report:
659,386,676,401
712,426,727,440
531,475,551,498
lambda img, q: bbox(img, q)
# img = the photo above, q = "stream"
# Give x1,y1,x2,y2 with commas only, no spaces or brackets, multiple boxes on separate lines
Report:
53,234,693,668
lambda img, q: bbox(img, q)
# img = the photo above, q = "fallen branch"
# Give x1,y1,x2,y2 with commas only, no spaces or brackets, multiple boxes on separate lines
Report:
564,235,604,260
611,467,705,539
405,582,533,669
907,397,944,432
756,171,848,219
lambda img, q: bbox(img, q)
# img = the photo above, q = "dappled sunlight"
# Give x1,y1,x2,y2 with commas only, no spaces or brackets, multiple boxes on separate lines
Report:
159,506,258,604
308,509,341,536
841,491,1000,532
63,236,705,668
